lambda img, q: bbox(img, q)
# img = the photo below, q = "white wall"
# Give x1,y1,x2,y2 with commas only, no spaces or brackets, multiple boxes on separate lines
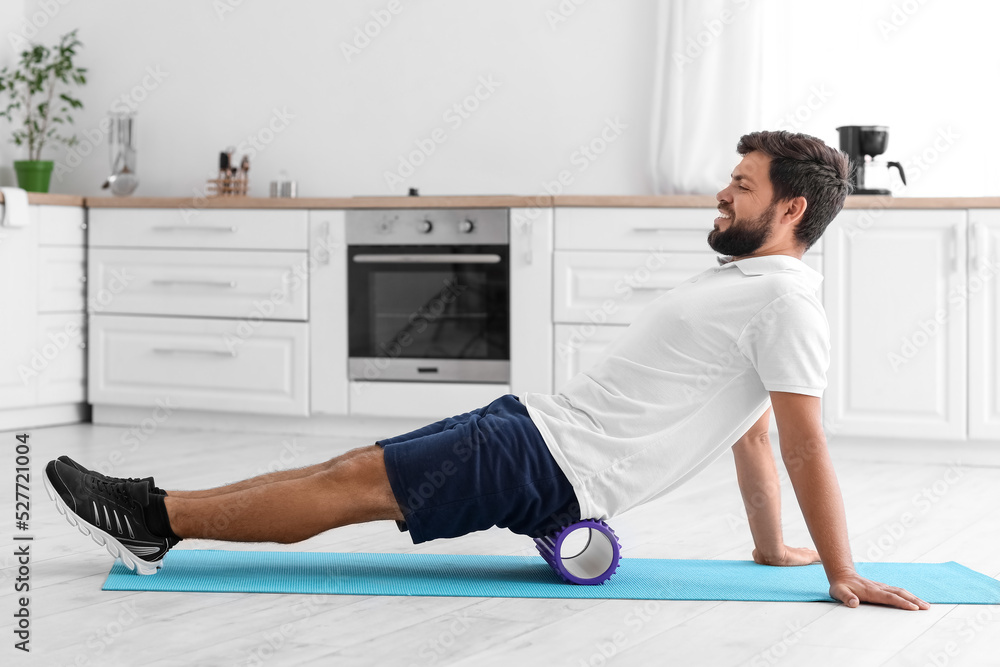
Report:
1,0,657,198
1,0,997,198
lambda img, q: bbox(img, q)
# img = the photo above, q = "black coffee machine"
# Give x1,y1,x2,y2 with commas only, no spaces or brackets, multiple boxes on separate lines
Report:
836,125,906,195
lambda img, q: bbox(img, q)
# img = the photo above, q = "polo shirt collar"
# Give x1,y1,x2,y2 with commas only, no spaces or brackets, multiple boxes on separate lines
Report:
717,254,820,279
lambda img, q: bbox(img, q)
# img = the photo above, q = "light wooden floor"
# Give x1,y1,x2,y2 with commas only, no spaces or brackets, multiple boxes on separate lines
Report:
2,423,998,667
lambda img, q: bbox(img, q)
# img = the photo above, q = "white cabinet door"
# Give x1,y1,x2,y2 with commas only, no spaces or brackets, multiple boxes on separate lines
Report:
0,206,40,409
554,250,717,324
553,324,628,393
308,211,349,415
88,248,308,320
968,210,1000,440
510,207,554,395
89,315,309,416
39,206,86,246
35,314,86,405
824,210,967,439
37,246,87,312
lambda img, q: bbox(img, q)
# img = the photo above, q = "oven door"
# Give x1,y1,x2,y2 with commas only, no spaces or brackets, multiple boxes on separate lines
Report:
348,245,510,383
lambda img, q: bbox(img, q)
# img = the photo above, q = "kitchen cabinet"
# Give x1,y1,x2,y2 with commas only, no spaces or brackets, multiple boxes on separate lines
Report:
89,314,308,415
307,210,349,416
510,206,554,396
824,209,967,440
0,204,88,430
554,250,719,324
88,248,308,320
88,208,308,250
968,210,1000,440
87,208,311,417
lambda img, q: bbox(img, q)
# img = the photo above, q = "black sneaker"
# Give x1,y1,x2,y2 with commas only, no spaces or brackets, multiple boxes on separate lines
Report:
56,455,167,496
44,459,177,575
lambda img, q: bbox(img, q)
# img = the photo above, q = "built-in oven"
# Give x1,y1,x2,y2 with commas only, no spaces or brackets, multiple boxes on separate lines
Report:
346,208,509,383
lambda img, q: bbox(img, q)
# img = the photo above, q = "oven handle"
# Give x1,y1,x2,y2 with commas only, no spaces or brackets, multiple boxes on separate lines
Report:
352,254,503,264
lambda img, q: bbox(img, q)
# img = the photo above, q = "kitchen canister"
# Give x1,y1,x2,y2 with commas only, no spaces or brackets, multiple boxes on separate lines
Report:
269,180,297,198
270,170,297,198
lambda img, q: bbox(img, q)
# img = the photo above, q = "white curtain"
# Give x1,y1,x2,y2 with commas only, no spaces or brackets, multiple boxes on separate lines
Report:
649,0,767,194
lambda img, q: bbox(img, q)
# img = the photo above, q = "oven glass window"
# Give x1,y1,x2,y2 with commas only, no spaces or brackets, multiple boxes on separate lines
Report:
349,246,509,361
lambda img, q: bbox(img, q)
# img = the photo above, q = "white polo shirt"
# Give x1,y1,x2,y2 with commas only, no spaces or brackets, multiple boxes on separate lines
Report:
520,253,829,521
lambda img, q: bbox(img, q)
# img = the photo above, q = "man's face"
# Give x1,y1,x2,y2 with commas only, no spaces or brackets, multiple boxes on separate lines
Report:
709,152,778,257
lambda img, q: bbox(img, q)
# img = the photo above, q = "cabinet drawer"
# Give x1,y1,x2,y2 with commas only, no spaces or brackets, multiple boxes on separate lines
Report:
38,247,86,312
555,208,716,251
39,206,87,246
555,207,824,253
88,249,308,320
554,250,717,324
554,324,627,393
36,313,86,405
89,209,309,250
88,315,308,415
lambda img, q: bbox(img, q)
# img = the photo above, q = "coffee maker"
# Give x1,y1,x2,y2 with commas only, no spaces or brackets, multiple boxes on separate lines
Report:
836,125,906,195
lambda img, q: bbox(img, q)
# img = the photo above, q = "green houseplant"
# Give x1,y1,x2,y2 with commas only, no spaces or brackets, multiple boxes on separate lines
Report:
0,29,86,193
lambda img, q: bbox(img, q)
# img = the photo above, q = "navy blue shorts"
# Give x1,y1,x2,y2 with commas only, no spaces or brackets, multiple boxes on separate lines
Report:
376,394,581,544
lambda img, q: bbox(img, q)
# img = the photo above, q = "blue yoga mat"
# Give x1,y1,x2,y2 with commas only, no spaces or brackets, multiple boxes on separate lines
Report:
102,549,1000,603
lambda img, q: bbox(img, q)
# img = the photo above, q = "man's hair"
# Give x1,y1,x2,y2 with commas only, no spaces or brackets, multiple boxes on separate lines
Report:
736,130,851,251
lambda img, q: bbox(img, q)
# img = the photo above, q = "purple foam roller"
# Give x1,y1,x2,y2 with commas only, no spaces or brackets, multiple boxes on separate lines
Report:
533,519,621,585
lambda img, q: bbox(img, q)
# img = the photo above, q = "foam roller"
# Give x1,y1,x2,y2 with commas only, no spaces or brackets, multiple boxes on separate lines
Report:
533,519,621,585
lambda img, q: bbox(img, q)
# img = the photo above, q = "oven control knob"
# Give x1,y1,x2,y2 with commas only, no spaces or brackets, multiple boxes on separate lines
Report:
459,219,475,234
418,219,433,234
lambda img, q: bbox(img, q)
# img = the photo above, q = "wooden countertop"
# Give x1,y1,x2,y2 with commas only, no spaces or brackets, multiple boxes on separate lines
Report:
4,193,999,209
83,195,553,209
0,192,85,206
553,195,1000,209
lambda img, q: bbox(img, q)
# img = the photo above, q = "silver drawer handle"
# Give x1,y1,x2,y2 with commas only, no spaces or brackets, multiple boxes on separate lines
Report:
631,285,670,291
631,228,674,233
151,225,238,232
353,254,502,264
151,279,237,288
152,347,237,358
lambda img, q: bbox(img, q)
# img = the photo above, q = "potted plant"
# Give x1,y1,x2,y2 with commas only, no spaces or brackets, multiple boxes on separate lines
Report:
0,29,86,193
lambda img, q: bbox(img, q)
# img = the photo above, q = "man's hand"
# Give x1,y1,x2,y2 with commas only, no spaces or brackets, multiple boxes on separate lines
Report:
829,572,931,610
752,544,820,566
770,392,929,612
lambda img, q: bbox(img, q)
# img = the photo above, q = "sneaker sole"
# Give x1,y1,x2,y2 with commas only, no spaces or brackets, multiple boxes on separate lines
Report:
43,469,164,576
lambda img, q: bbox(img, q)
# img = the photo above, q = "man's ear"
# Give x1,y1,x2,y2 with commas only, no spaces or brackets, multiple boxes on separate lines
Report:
780,196,808,228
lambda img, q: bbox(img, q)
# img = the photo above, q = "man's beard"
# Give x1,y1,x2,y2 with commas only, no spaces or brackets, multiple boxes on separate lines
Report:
707,201,777,258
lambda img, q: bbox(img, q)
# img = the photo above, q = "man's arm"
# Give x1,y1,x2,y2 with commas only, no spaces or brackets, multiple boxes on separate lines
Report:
732,407,821,566
770,391,930,610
